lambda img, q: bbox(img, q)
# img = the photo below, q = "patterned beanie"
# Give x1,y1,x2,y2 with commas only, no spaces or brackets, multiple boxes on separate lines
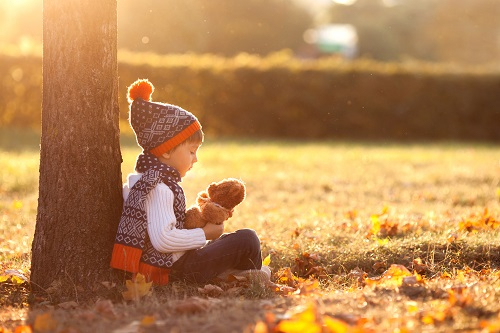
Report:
127,79,202,157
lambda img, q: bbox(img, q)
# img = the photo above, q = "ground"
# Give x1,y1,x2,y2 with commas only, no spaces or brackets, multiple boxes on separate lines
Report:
1,131,499,332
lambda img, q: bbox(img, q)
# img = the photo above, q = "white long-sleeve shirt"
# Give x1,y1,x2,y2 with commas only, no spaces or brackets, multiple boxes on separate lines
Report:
123,173,207,263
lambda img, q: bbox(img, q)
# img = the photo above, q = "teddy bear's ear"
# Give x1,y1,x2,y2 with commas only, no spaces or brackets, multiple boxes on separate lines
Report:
207,183,217,195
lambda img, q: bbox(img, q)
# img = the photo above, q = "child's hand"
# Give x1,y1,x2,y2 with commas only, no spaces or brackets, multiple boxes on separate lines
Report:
202,223,224,240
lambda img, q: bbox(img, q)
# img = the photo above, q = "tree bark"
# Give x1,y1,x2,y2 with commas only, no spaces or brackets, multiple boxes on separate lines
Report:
31,0,122,293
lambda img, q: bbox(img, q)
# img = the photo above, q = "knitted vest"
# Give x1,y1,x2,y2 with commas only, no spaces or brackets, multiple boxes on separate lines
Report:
110,153,185,285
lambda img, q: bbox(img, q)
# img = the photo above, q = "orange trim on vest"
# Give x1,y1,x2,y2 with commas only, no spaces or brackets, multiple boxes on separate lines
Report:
111,244,170,285
110,244,142,273
138,262,170,285
150,121,201,157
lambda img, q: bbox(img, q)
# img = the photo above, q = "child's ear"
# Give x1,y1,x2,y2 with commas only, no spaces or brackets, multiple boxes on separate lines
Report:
161,152,171,159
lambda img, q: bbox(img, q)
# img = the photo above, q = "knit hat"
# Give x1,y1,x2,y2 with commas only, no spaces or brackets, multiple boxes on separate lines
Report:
127,79,202,157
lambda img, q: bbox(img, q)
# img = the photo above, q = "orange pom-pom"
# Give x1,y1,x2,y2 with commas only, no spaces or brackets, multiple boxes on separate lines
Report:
127,79,154,103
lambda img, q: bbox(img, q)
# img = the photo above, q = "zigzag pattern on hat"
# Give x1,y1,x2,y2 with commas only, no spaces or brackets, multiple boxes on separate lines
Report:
131,99,198,153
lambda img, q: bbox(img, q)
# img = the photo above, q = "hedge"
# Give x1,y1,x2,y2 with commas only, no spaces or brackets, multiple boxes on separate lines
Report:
1,51,499,141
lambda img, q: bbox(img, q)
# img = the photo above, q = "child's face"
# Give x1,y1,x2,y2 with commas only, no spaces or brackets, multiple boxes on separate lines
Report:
159,141,201,177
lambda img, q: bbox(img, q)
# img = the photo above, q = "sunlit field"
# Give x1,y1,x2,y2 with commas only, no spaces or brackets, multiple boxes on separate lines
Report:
1,129,500,332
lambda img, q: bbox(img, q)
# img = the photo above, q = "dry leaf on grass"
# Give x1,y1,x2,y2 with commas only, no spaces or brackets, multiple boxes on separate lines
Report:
33,312,58,333
140,316,156,327
174,297,211,314
458,208,500,232
274,302,358,333
94,299,117,319
263,254,271,266
122,273,152,301
100,281,116,290
480,317,500,333
365,264,416,289
411,258,428,274
14,326,33,333
348,267,367,285
293,279,321,296
197,284,224,297
0,270,28,285
57,301,78,310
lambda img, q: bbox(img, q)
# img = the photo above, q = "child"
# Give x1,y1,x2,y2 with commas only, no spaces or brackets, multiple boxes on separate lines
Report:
111,79,268,285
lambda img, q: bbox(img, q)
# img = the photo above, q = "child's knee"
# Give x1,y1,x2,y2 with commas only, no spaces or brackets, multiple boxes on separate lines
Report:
236,229,260,246
236,228,260,248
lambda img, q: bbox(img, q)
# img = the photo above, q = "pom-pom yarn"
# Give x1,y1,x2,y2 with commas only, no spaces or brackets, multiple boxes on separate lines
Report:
127,79,154,103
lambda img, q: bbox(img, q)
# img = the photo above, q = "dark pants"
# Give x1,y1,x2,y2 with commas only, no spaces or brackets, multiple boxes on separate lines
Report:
169,228,262,284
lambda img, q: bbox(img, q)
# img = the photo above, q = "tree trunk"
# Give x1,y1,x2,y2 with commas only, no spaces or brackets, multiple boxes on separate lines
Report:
31,0,122,293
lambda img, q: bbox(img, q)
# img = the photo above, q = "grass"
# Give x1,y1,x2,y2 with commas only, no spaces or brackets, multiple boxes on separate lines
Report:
1,127,500,332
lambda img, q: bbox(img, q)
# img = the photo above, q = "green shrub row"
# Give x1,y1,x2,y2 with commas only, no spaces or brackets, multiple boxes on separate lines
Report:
2,51,500,141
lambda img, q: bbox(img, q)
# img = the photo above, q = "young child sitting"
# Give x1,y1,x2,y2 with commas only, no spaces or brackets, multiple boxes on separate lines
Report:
111,79,269,285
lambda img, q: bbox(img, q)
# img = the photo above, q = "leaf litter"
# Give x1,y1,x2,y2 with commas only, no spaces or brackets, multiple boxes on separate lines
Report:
1,141,500,332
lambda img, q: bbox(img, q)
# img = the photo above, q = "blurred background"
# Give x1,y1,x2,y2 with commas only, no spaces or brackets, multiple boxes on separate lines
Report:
1,0,499,141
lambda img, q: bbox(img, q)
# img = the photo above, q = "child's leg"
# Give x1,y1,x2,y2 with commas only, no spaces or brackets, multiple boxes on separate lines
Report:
170,228,262,284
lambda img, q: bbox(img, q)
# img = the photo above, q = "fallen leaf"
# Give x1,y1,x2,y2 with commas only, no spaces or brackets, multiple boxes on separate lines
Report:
100,281,116,290
122,273,152,301
406,301,419,314
227,274,248,283
253,320,269,333
276,267,294,287
293,279,320,296
174,297,210,314
1,270,29,285
225,286,244,296
76,310,96,322
348,267,367,285
402,276,418,286
263,254,271,267
94,300,117,319
447,232,459,243
140,316,156,327
291,252,323,278
33,313,58,332
58,301,78,309
369,214,381,236
372,261,387,272
345,209,358,220
276,303,322,333
448,285,472,307
12,200,23,210
418,300,453,325
323,315,350,333
458,208,500,232
197,284,224,297
14,326,33,333
480,318,500,333
253,312,277,333
365,264,413,288
412,258,428,274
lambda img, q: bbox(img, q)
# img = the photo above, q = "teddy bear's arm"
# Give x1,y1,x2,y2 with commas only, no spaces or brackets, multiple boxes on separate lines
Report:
184,206,207,229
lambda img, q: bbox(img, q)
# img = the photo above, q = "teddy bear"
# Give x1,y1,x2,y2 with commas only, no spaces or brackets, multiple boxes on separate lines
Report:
184,178,246,229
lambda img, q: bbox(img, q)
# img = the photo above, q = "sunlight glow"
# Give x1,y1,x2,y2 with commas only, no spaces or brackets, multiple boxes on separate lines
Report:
382,0,400,7
8,0,34,6
331,0,357,5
